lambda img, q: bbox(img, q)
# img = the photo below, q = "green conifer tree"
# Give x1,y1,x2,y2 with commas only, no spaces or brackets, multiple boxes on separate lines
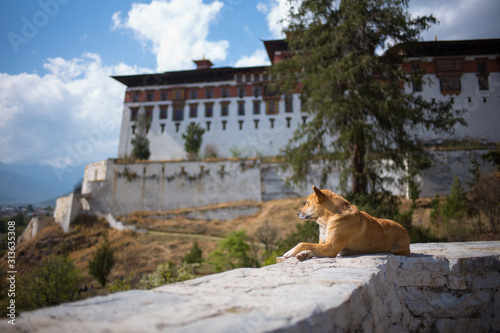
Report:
272,0,466,194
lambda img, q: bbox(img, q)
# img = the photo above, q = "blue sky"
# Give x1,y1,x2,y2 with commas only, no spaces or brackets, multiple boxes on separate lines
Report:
1,0,499,176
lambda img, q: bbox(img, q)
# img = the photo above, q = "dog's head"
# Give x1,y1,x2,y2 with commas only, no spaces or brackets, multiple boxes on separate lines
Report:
297,185,352,220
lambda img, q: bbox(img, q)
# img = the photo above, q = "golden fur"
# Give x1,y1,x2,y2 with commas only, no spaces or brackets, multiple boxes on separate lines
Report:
284,185,411,260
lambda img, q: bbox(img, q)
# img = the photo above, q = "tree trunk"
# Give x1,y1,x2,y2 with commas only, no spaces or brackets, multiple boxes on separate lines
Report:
352,130,367,194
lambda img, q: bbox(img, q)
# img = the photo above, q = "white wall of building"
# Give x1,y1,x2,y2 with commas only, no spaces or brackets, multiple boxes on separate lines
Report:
405,55,500,143
117,79,307,161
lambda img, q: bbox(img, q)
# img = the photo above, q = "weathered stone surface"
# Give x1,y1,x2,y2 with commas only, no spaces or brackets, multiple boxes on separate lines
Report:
2,242,499,333
16,217,53,244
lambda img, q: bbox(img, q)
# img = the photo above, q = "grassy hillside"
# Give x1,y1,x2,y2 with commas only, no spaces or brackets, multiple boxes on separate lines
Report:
2,193,498,314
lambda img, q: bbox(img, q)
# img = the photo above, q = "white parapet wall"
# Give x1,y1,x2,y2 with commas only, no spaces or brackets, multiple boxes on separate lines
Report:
2,241,499,333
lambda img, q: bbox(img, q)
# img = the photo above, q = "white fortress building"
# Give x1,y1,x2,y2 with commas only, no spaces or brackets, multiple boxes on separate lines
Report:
53,38,499,226
113,39,500,161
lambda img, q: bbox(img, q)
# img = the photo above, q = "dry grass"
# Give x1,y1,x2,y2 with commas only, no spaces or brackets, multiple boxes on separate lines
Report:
10,194,497,295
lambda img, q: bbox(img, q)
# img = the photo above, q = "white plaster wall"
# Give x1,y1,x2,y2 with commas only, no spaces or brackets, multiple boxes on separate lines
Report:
86,159,262,215
53,193,81,232
405,68,500,143
82,160,108,194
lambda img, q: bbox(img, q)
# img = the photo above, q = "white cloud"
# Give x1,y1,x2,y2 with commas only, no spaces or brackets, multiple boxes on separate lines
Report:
257,0,294,39
112,0,229,71
235,49,271,67
0,53,150,168
409,0,500,41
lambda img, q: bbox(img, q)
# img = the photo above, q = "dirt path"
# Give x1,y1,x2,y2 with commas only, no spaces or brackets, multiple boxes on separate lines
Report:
145,229,266,247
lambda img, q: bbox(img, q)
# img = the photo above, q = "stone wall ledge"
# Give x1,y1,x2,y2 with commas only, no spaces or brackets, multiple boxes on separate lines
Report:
2,241,499,333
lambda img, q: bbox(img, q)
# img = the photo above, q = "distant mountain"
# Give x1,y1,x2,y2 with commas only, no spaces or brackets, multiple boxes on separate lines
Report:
0,162,85,206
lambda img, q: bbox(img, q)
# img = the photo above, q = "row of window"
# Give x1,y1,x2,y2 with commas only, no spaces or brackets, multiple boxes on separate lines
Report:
129,85,281,103
411,74,490,94
235,73,270,83
131,116,308,135
411,59,490,94
130,99,295,122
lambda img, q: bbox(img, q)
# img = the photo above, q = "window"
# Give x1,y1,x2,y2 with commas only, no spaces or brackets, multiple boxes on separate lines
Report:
159,106,168,119
410,62,422,92
285,94,293,113
436,59,463,95
245,74,251,82
175,123,181,133
263,85,277,97
222,120,227,131
190,89,198,99
205,87,213,99
478,75,489,90
254,119,259,129
205,102,214,117
477,59,489,90
221,86,229,98
132,91,140,102
286,117,291,128
439,76,461,94
145,106,153,120
206,121,211,132
238,120,244,130
266,101,278,115
302,116,307,124
221,102,230,117
130,107,139,121
300,95,308,111
253,86,261,98
173,89,184,101
161,90,168,101
254,74,260,82
238,101,245,116
238,86,246,98
253,101,261,115
236,74,243,83
173,107,184,121
131,125,136,134
269,118,275,129
146,90,154,101
160,124,165,133
189,104,198,118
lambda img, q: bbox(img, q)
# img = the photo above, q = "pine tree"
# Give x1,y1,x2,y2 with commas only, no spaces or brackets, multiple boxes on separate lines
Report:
182,241,203,264
131,112,151,161
88,236,115,287
271,0,466,194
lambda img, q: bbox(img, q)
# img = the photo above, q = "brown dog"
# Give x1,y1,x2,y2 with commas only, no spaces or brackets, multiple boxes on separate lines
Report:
284,185,411,260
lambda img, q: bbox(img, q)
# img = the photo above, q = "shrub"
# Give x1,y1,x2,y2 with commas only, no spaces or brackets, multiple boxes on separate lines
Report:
440,175,468,224
88,236,115,287
16,256,82,311
209,230,259,272
140,262,195,289
107,275,132,294
182,241,203,264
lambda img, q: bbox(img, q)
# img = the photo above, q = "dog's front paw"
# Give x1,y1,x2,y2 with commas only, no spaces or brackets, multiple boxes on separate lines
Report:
284,244,300,259
296,250,313,261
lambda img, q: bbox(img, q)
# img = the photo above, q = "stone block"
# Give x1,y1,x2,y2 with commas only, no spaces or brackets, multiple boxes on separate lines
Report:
2,241,499,333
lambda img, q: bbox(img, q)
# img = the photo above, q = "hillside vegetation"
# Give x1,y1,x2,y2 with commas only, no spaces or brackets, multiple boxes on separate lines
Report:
1,189,499,314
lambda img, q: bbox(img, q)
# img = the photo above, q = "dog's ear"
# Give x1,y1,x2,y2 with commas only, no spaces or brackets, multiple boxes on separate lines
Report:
312,185,325,203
